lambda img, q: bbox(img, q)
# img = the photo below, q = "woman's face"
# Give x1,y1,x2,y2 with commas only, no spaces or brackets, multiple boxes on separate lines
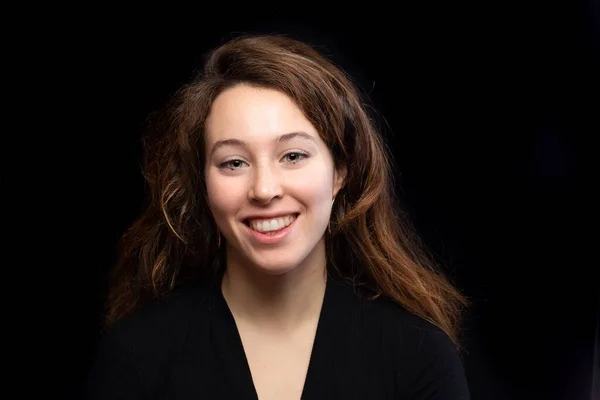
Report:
204,84,346,276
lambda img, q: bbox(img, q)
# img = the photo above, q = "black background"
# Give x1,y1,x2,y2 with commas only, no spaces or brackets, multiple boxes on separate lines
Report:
23,2,598,399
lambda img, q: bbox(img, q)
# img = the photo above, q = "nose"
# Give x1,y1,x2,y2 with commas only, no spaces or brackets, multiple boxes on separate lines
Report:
248,163,283,204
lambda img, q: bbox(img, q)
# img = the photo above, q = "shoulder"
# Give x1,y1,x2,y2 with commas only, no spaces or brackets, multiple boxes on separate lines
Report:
82,282,216,399
371,295,456,348
365,295,471,399
332,279,465,365
102,281,215,351
107,284,214,340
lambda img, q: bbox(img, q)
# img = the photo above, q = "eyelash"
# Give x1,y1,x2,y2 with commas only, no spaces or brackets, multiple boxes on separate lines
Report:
219,151,309,170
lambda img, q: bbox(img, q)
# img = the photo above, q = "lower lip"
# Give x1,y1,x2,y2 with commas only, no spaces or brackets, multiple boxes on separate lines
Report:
244,215,298,245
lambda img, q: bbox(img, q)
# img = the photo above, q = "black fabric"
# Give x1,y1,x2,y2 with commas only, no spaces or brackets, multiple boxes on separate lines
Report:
83,273,470,399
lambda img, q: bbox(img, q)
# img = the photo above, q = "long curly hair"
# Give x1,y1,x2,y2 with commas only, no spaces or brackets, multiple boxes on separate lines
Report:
104,34,469,348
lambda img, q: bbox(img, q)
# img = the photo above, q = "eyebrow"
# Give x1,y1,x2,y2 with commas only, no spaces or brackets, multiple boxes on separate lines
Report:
209,131,318,157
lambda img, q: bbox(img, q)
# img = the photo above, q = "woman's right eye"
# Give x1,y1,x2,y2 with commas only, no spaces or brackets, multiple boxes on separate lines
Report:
219,159,247,170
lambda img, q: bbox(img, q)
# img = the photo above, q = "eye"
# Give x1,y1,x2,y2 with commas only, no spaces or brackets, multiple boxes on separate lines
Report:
219,159,247,170
283,151,308,164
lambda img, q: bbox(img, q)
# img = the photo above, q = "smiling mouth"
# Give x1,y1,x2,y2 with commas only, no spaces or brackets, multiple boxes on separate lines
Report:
244,213,299,234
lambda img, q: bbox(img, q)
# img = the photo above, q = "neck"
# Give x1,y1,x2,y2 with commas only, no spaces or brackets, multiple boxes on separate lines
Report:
221,240,328,332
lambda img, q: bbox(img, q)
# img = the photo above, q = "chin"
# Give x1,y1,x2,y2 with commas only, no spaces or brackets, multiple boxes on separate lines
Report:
252,259,300,276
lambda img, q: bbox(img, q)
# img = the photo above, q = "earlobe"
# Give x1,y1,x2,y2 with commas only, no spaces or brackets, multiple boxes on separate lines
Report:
333,164,348,197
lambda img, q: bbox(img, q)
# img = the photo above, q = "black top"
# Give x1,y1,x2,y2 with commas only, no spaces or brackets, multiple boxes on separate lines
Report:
82,273,470,399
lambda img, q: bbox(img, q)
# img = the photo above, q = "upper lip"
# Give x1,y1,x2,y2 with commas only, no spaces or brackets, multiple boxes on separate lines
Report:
242,212,300,221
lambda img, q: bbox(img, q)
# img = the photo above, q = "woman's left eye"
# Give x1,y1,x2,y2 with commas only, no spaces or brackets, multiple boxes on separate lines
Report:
283,152,308,164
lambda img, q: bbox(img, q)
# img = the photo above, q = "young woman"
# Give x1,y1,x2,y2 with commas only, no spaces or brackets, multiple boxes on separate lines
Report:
84,34,470,399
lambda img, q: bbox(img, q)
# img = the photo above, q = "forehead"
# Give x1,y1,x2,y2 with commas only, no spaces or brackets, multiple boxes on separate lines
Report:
205,85,318,144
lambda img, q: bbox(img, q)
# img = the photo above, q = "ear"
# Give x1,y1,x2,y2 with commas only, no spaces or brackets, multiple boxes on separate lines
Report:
333,163,347,198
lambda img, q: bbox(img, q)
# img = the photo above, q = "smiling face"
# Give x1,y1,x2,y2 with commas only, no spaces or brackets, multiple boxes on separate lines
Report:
204,84,346,276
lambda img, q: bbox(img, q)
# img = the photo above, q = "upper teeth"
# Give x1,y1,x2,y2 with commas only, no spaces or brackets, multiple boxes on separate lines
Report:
248,214,296,232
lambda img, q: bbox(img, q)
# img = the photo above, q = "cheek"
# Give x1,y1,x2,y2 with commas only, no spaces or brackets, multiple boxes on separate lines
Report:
290,170,333,205
206,173,245,219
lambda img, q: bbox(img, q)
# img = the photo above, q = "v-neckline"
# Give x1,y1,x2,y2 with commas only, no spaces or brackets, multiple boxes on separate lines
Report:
214,272,336,400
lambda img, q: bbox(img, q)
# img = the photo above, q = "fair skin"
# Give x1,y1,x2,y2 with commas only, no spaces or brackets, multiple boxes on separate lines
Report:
204,84,346,399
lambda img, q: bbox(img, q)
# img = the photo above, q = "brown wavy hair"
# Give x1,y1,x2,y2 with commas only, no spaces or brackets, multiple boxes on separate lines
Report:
104,33,469,347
